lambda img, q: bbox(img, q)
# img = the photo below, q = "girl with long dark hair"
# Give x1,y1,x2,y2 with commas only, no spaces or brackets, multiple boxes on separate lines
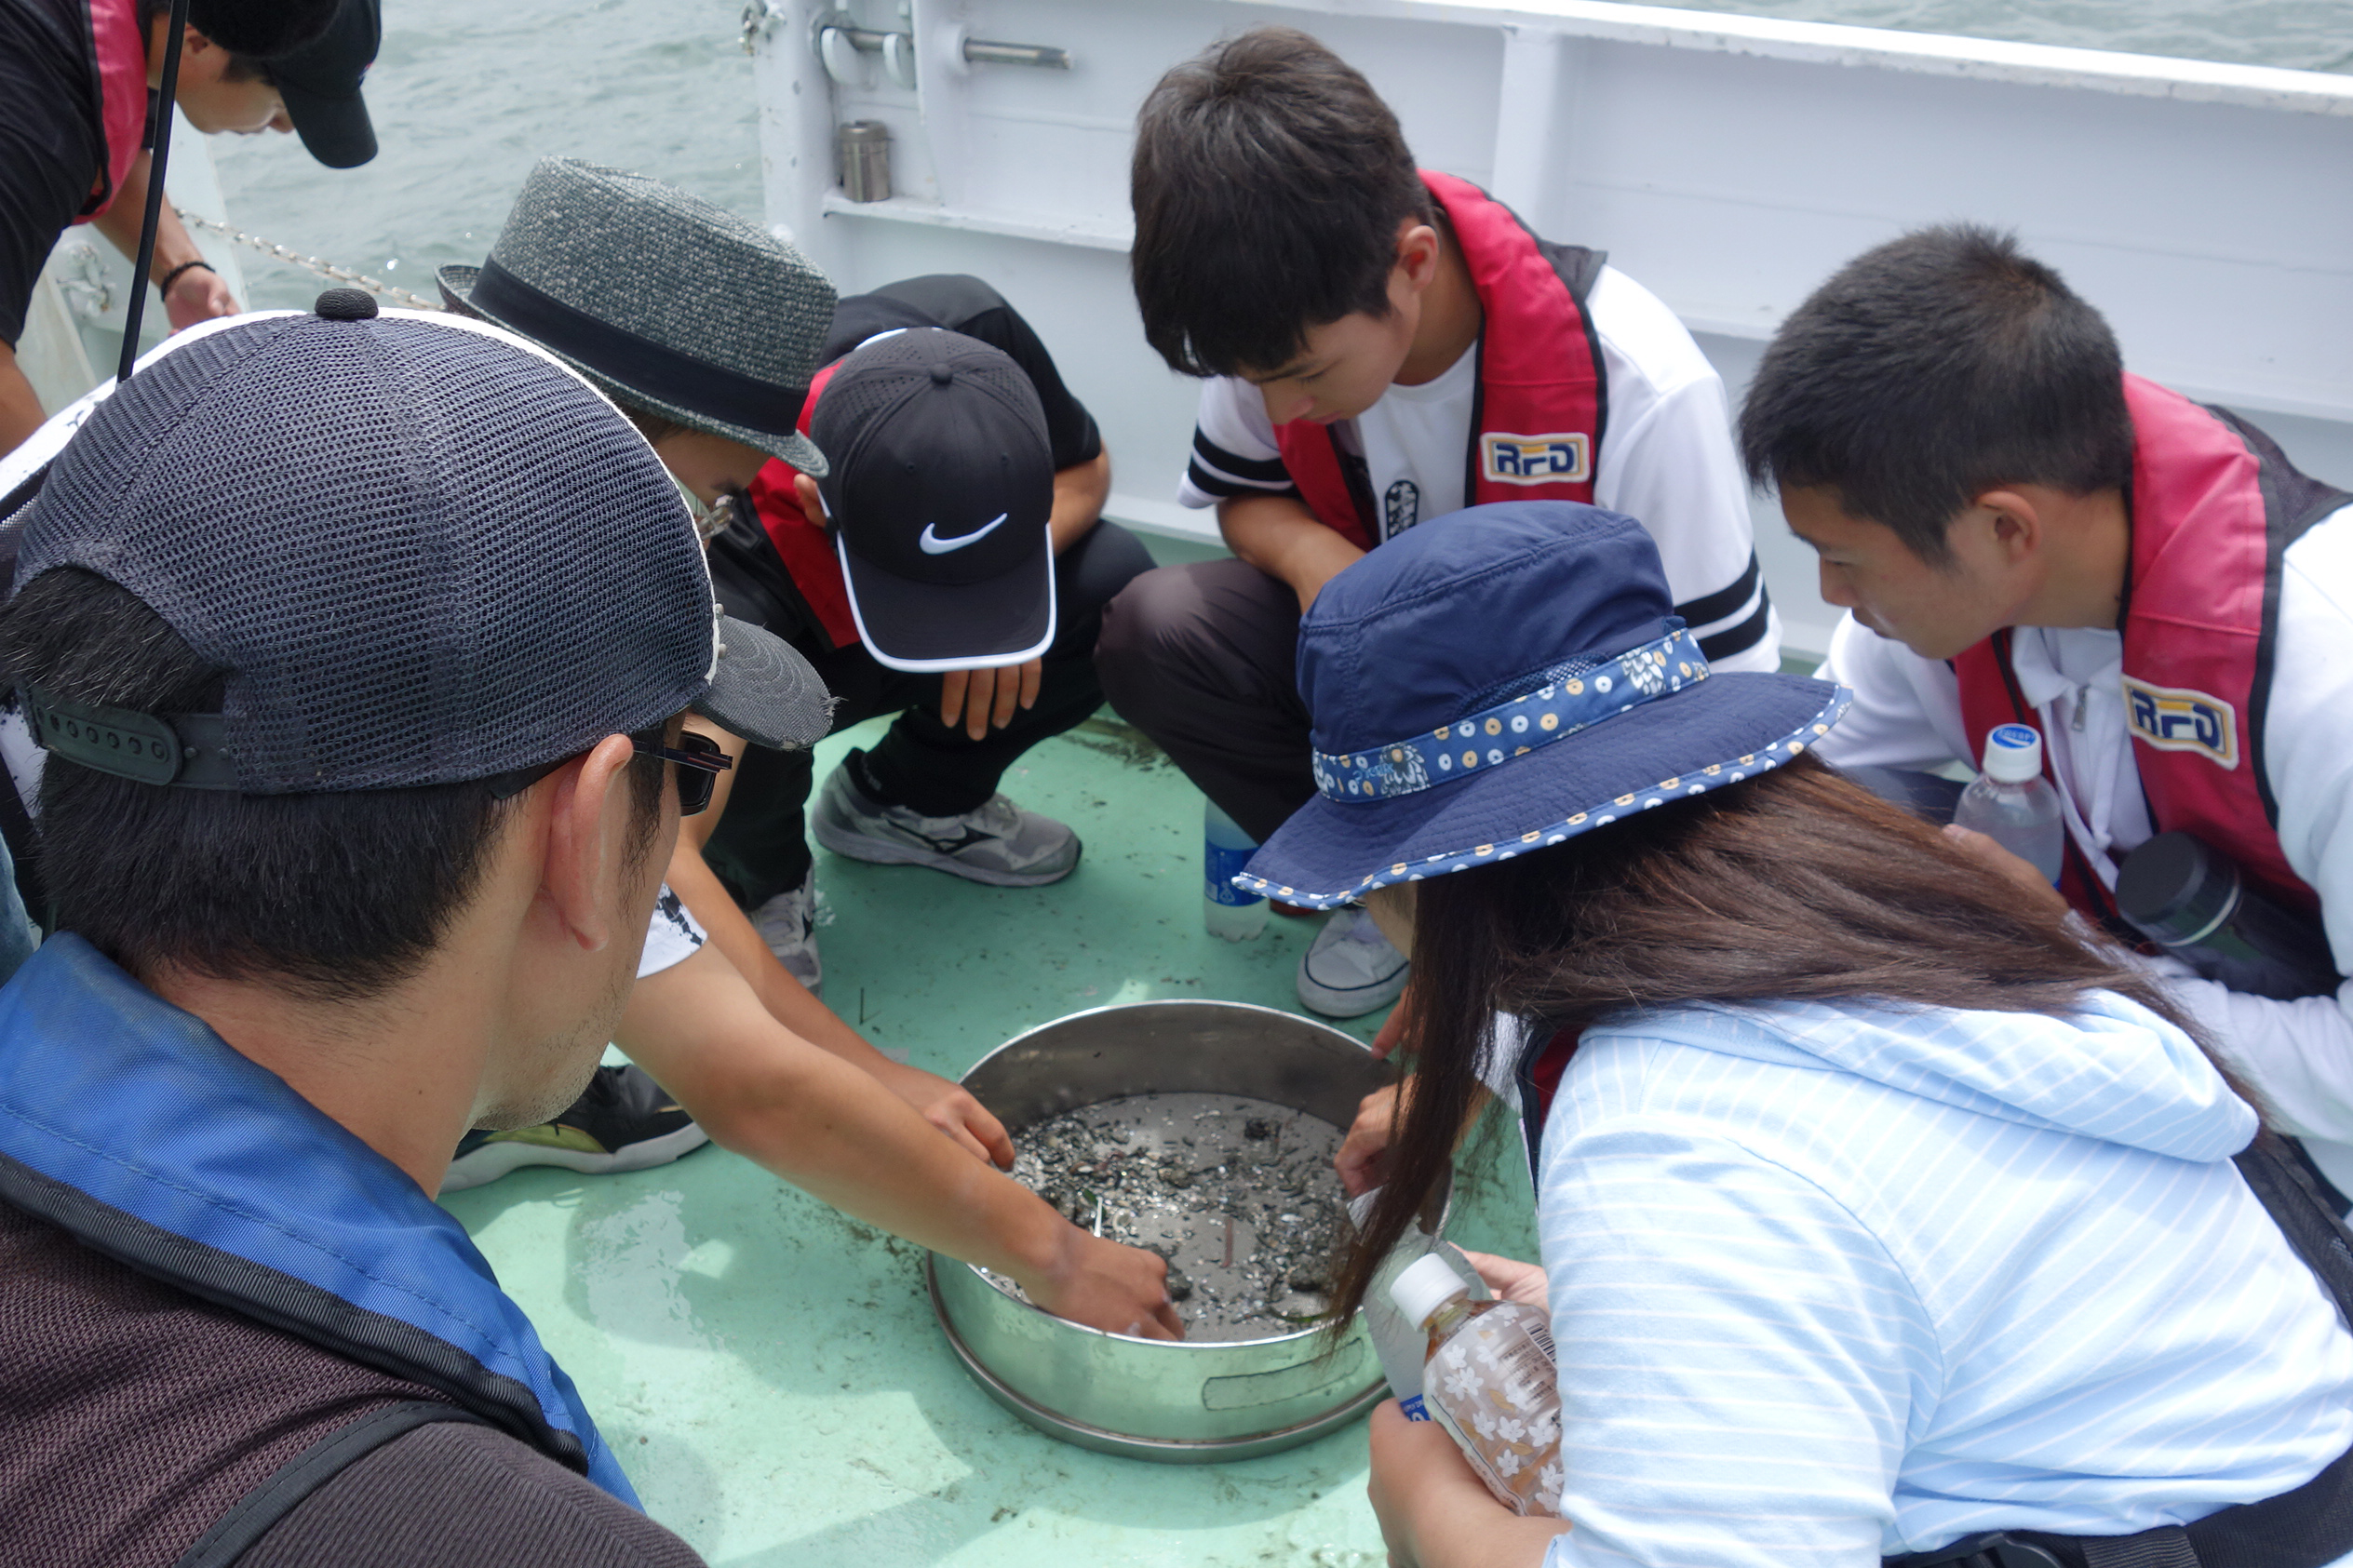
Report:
1236,503,2353,1568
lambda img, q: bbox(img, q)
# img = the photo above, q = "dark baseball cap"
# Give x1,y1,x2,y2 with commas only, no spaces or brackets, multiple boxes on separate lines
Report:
7,289,830,797
273,0,380,169
811,329,1055,671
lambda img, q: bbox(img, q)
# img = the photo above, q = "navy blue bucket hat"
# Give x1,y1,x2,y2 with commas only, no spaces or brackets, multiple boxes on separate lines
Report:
1241,503,1851,907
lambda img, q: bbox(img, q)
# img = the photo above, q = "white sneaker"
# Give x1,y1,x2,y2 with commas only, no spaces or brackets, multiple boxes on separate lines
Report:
750,870,821,998
1298,904,1410,1018
811,755,1081,887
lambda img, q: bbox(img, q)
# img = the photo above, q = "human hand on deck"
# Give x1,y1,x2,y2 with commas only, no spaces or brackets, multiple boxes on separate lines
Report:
1458,1251,1549,1312
871,1058,1016,1169
1337,1080,1407,1197
1028,1227,1186,1340
939,659,1042,742
1941,823,2069,918
162,266,239,331
1367,1399,1566,1568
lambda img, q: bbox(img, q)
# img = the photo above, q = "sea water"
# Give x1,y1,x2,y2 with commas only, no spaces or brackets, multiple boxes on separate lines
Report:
208,0,2349,313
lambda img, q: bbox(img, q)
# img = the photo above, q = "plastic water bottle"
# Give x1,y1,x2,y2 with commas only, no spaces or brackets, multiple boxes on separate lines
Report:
1203,800,1269,941
1956,723,2065,886
1388,1253,1564,1517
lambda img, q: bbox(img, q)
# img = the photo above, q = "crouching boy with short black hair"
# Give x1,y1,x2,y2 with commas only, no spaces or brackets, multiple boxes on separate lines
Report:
1097,26,1781,1020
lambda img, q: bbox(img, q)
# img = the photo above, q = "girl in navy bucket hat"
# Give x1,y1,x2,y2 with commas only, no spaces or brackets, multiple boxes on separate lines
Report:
1270,504,2353,1568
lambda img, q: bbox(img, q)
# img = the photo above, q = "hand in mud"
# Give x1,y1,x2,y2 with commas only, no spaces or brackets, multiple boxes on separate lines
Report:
1458,1250,1549,1312
1029,1228,1186,1341
871,1058,1016,1169
1337,1080,1408,1198
1942,823,2068,918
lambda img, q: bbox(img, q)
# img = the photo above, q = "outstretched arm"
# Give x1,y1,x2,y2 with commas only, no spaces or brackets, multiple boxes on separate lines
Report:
666,721,1014,1166
620,943,1183,1339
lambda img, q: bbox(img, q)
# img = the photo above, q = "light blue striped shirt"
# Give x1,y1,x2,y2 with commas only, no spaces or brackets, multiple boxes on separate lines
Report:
1536,990,2353,1568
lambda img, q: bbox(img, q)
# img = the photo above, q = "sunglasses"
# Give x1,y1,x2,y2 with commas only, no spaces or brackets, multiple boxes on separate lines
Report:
488,730,733,816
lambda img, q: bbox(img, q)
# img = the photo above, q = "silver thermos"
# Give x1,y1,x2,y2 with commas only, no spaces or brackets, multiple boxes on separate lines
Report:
839,121,892,203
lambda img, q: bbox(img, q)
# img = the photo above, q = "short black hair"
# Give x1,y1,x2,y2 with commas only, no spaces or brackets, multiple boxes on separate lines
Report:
139,0,337,66
1739,224,2133,565
1130,27,1432,378
0,568,666,1003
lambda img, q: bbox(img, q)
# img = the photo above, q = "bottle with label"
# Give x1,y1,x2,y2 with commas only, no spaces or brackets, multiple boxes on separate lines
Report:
1955,722,2065,886
1203,799,1269,941
1387,1253,1564,1517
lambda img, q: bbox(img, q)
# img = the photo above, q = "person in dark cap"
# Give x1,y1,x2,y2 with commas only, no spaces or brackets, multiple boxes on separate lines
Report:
435,162,1180,1340
0,292,829,1563
440,161,1150,1027
0,0,382,454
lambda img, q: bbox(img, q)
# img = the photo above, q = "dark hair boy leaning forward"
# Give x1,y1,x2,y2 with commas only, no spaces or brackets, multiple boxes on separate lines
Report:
1098,27,1779,1021
1746,225,2353,1206
0,0,383,453
0,298,829,1566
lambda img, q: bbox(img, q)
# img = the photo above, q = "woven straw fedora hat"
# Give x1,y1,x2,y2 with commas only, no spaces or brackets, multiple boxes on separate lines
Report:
438,157,834,475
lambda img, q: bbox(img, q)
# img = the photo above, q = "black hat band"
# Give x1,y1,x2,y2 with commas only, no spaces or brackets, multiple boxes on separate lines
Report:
471,259,809,439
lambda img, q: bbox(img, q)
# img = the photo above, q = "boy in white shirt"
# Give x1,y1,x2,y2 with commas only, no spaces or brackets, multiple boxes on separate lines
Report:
1745,224,2353,1203
1098,26,1778,1018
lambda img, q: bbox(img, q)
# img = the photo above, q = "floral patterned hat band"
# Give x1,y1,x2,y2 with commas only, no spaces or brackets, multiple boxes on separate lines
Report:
1311,624,1706,803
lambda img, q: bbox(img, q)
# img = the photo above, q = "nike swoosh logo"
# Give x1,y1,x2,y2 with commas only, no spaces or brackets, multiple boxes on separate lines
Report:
919,514,1009,555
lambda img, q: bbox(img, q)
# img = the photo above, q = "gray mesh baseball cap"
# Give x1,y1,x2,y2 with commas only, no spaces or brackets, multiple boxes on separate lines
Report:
8,292,830,795
439,158,835,476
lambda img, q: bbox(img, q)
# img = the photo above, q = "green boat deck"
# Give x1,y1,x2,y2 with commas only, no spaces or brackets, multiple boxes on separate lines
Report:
441,710,1540,1567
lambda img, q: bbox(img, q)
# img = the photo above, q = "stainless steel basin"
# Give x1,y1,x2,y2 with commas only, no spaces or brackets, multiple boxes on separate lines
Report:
926,999,1421,1463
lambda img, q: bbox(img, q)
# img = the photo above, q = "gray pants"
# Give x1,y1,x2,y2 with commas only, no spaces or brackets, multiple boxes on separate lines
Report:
1096,557,1316,845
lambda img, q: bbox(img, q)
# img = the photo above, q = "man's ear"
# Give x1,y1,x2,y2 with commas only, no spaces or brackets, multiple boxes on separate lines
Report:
1971,488,2047,567
793,472,828,529
1394,219,1443,295
539,734,643,955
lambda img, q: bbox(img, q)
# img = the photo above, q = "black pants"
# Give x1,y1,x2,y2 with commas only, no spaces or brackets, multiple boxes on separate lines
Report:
1095,556,1313,846
703,521,1154,906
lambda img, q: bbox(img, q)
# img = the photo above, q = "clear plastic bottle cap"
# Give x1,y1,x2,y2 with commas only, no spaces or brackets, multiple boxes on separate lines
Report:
1389,1253,1473,1330
1982,723,2044,784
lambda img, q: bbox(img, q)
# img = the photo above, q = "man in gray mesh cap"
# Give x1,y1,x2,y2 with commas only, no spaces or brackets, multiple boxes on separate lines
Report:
0,294,841,1562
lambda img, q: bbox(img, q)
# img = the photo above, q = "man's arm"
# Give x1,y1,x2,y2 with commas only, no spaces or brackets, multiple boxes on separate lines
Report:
1049,449,1110,555
90,157,238,330
1219,492,1364,615
0,344,44,455
619,943,1182,1338
666,721,1014,1166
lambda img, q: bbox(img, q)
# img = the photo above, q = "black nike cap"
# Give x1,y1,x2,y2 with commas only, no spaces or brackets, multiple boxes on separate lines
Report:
811,328,1055,672
274,0,380,169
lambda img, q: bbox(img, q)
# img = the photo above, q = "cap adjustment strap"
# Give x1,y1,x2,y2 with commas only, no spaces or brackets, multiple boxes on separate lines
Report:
1309,624,1709,804
22,688,238,789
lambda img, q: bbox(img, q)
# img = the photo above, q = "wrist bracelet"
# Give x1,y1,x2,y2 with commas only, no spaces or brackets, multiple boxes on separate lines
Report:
155,259,215,295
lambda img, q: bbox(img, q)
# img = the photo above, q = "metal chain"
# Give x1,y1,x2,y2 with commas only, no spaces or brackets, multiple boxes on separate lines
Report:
174,211,441,311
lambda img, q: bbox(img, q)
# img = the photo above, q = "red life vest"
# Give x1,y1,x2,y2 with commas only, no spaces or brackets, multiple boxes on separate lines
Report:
1271,170,1608,550
745,359,860,649
77,0,150,221
1955,375,2347,923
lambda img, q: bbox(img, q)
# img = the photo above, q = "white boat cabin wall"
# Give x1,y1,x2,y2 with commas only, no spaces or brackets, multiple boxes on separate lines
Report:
746,0,2353,661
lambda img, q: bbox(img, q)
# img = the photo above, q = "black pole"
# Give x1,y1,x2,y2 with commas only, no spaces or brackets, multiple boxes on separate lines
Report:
114,0,195,384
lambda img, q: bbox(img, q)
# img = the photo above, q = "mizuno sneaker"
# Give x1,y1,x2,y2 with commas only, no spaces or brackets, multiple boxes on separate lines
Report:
1297,904,1411,1018
810,751,1081,886
442,1065,709,1193
750,870,822,998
